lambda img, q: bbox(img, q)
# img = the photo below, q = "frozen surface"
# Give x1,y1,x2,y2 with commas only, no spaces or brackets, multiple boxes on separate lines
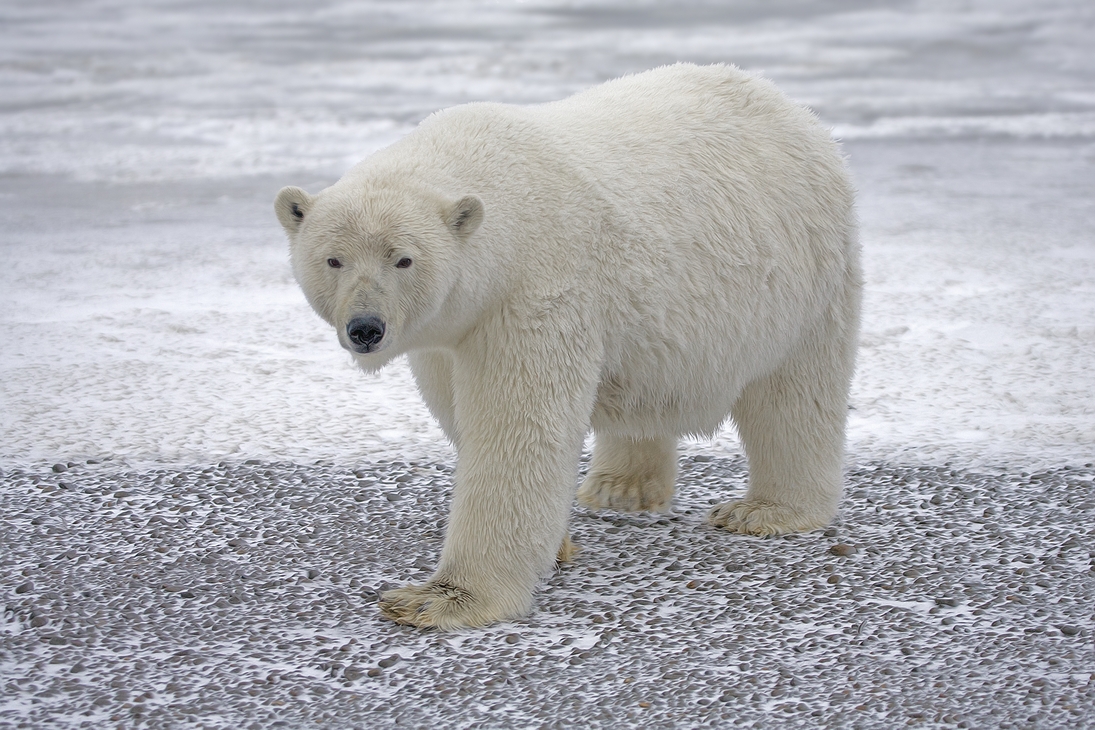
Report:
1,0,1093,470
1,0,1094,727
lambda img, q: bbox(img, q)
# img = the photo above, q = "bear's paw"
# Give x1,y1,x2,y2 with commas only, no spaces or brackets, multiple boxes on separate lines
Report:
576,470,673,513
707,499,827,536
556,532,579,564
378,581,520,629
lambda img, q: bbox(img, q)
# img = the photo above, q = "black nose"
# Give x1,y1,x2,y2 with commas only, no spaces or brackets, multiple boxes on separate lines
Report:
346,316,386,352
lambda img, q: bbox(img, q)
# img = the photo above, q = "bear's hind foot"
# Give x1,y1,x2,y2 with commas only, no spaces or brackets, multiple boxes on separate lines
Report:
708,499,830,536
577,434,676,513
577,469,673,512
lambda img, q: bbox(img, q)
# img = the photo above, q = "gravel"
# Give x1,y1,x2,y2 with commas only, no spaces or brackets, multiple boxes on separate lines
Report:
2,456,1093,728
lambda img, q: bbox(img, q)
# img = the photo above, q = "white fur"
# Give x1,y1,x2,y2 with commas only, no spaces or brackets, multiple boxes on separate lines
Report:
275,63,861,628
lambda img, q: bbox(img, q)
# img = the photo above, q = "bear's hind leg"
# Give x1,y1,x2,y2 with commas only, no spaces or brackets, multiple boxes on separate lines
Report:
710,313,856,536
577,433,677,513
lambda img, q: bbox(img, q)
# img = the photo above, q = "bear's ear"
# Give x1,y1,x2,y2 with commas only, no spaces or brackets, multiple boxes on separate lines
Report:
275,186,313,234
445,195,484,239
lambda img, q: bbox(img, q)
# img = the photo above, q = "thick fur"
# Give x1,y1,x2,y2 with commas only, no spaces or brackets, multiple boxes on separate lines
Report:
275,63,861,629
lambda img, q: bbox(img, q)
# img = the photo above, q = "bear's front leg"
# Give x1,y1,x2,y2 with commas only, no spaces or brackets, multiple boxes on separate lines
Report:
379,326,600,629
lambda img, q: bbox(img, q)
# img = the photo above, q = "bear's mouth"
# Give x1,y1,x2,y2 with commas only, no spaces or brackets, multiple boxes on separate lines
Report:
345,315,386,354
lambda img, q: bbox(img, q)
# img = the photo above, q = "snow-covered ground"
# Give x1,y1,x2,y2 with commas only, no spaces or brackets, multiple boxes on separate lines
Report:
2,1,1094,727
2,0,1092,471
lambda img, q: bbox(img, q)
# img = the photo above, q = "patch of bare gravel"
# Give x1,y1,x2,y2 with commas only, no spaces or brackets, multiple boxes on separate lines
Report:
2,456,1093,728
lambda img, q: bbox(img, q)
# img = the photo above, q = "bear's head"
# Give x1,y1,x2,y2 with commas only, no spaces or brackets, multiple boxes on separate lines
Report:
275,181,483,372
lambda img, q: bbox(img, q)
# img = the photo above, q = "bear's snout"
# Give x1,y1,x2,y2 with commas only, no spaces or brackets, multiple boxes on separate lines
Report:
346,316,386,353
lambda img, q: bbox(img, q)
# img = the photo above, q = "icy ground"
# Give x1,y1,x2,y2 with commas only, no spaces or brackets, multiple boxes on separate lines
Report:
1,0,1094,727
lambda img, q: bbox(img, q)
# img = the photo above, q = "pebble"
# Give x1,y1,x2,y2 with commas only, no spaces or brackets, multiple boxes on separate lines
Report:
2,457,1092,728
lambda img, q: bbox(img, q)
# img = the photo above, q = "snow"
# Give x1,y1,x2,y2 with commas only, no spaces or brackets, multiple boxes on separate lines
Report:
1,2,1094,725
2,0,1092,472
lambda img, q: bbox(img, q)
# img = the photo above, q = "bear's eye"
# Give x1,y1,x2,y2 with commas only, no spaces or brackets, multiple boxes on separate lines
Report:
395,257,413,269
327,258,342,269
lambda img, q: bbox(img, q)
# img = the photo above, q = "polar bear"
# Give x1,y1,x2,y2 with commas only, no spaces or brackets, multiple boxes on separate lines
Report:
275,63,860,629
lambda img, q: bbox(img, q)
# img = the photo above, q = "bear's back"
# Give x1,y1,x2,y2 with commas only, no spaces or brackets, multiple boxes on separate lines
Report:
534,63,852,246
